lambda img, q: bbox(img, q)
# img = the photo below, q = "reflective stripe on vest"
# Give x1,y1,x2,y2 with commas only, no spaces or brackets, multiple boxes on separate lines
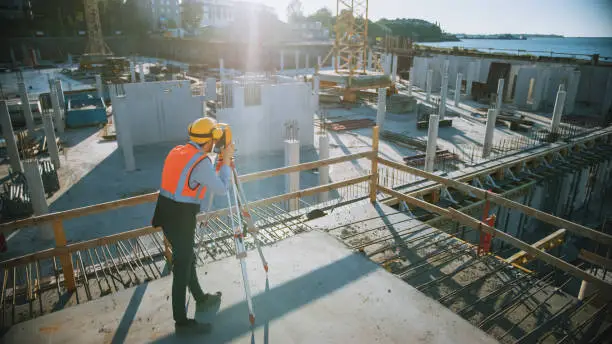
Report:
160,143,209,204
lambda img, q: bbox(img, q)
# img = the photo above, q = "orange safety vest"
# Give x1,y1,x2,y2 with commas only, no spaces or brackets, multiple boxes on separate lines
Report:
159,142,210,204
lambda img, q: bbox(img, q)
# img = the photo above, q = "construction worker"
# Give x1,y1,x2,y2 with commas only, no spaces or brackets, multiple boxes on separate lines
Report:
152,117,234,335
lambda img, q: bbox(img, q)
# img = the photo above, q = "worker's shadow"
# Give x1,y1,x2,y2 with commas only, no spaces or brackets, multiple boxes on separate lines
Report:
192,276,271,344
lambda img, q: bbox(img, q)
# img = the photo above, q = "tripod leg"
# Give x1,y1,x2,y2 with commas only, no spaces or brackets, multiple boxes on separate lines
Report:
232,168,269,272
228,178,255,325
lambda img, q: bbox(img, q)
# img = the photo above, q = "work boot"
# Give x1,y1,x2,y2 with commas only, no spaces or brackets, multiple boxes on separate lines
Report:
196,291,222,311
175,319,212,335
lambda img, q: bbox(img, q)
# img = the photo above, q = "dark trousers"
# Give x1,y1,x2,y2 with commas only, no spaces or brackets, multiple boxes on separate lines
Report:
162,217,206,323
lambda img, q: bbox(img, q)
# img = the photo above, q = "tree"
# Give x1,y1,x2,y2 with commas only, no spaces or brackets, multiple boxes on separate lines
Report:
307,7,333,30
286,0,304,23
181,2,203,32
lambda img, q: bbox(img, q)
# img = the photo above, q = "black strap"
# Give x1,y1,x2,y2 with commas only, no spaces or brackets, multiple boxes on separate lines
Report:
189,131,213,138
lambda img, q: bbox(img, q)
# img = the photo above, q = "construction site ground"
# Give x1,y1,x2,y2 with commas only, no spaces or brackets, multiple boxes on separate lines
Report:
1,229,498,344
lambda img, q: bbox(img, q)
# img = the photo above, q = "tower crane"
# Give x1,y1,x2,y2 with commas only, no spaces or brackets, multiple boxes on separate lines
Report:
80,0,115,72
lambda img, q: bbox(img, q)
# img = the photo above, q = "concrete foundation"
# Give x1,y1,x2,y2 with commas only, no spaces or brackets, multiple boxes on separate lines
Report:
205,77,216,101
23,159,53,240
220,58,225,80
42,114,61,169
424,114,439,172
0,100,23,173
482,109,497,158
280,51,284,72
2,230,498,344
284,139,300,211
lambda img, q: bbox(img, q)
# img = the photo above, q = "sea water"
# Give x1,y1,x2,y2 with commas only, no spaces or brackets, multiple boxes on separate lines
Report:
418,37,612,61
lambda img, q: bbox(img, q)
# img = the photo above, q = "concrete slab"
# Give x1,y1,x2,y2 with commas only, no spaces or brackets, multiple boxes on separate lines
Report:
3,230,497,344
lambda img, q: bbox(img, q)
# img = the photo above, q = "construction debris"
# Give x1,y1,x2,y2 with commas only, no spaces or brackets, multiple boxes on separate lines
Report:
386,94,417,114
381,130,429,150
325,119,375,131
403,150,460,166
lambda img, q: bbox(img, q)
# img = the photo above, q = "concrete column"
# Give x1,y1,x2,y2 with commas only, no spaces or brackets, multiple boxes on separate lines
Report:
95,74,103,99
551,87,567,135
438,71,449,119
205,77,216,101
295,51,299,76
55,79,65,111
318,134,330,202
280,51,284,72
466,62,474,96
139,63,145,83
358,53,363,71
50,85,64,135
495,78,505,117
602,72,612,117
35,49,41,62
376,88,386,129
392,55,398,82
408,67,414,96
367,51,373,70
454,73,463,106
111,95,136,171
313,76,320,112
424,115,439,172
331,56,336,70
482,109,497,158
306,54,310,71
67,54,73,65
565,70,581,114
129,61,136,82
317,56,321,69
42,114,60,169
387,53,393,75
219,58,225,81
23,159,53,240
426,69,433,102
18,82,36,135
284,139,300,211
0,100,23,173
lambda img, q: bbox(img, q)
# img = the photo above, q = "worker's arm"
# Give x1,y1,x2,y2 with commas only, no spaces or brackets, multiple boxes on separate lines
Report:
189,158,231,195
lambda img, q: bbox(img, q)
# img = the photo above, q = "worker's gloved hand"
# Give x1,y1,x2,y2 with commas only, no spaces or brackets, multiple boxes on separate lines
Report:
222,144,235,165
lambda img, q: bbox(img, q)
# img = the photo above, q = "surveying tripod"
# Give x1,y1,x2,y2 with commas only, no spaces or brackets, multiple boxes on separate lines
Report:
199,155,268,326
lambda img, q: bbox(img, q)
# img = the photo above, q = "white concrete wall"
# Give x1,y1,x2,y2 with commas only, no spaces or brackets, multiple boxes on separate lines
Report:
216,81,314,156
112,80,204,147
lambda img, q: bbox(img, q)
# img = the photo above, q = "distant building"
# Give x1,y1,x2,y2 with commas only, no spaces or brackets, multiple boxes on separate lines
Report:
183,0,275,28
139,0,181,31
0,0,31,20
289,21,330,40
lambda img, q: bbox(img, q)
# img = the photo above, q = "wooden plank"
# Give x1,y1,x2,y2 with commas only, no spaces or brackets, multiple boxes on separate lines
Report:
377,157,612,245
0,152,373,234
238,151,373,183
370,126,379,203
53,220,76,292
0,247,60,268
197,175,372,221
579,250,612,271
507,229,566,264
376,185,612,293
66,226,161,252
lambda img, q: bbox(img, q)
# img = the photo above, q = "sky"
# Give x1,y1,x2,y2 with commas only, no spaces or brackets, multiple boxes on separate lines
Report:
256,0,612,37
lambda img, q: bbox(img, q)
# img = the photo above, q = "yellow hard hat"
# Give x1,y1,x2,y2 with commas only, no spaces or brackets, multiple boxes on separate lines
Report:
188,117,223,145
